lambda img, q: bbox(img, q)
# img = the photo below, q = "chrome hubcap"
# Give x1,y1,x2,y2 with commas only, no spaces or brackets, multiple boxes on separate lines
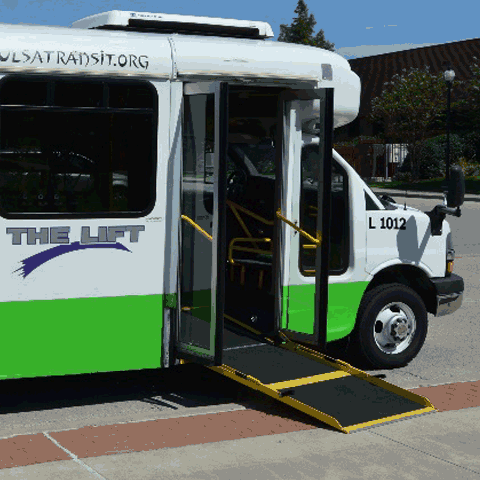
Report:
373,302,416,354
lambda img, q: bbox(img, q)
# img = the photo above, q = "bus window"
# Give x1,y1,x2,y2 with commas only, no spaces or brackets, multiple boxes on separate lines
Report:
0,78,48,106
0,77,157,217
299,144,349,275
54,80,103,108
182,93,215,215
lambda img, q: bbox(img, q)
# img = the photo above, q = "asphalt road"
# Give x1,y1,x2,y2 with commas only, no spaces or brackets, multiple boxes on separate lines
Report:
0,195,478,439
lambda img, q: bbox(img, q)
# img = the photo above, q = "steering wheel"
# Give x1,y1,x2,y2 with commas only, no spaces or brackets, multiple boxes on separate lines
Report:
227,169,248,200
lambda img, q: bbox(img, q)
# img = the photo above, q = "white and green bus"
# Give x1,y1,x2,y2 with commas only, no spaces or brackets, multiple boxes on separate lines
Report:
0,10,464,385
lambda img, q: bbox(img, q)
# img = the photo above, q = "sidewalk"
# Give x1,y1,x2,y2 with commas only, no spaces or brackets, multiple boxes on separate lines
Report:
371,187,480,203
2,380,480,479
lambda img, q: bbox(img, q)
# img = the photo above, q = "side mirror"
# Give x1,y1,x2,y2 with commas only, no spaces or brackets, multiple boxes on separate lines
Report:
447,165,465,208
428,165,464,235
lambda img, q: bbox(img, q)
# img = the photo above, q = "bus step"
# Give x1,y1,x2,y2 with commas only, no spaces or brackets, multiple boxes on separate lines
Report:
209,335,436,434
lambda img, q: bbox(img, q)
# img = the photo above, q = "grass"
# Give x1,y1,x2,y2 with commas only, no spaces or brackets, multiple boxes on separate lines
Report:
368,176,480,195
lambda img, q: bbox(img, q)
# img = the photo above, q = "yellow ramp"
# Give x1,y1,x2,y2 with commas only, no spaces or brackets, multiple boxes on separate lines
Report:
209,332,435,434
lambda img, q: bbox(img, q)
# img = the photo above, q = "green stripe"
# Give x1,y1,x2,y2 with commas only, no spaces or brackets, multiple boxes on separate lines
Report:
0,294,163,379
286,282,368,341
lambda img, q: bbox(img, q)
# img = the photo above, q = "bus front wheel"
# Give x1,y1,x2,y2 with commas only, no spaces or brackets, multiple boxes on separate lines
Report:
353,283,428,369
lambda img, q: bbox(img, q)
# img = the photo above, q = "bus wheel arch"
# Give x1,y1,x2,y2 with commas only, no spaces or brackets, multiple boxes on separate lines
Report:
364,265,437,315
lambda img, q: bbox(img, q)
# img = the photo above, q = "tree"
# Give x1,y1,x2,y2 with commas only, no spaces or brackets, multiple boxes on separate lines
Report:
369,67,447,180
463,57,480,115
400,134,468,180
456,57,480,161
278,0,335,51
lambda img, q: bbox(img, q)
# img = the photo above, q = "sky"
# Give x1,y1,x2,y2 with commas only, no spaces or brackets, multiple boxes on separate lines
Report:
0,0,478,59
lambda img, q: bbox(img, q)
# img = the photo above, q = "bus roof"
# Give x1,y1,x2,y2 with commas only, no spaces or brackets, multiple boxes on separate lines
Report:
0,12,360,128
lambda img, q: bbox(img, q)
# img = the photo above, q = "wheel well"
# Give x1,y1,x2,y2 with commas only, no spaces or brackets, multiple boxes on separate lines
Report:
365,265,437,314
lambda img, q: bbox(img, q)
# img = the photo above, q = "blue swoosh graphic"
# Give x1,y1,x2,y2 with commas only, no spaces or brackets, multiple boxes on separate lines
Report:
15,241,131,278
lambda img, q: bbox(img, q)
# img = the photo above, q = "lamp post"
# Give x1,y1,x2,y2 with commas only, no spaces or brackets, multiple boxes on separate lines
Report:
443,65,455,184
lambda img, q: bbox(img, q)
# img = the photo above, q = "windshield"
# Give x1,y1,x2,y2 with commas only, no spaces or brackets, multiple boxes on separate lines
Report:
229,141,276,177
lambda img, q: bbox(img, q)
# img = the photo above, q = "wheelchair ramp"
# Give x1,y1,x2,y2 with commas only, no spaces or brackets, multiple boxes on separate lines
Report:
209,331,436,434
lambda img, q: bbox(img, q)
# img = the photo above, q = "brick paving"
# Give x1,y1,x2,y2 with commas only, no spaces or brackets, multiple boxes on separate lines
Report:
1,380,479,470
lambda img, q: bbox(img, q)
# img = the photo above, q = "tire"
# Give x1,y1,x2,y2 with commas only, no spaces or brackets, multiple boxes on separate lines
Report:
352,283,428,369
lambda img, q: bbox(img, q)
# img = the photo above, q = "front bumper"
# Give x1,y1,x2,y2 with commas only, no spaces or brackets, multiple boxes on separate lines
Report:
430,273,464,317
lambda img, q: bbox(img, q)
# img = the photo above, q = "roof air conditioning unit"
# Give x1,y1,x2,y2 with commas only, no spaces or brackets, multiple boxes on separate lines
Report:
71,11,274,39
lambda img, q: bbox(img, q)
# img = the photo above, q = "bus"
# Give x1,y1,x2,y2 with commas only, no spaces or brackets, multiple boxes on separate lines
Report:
0,10,464,432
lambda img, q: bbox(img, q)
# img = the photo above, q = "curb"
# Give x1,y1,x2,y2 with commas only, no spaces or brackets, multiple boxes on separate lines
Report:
1,379,480,471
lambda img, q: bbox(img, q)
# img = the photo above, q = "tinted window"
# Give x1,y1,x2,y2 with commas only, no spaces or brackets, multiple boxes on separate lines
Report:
231,142,276,176
0,77,156,217
54,80,103,108
365,191,380,210
109,83,155,109
299,145,349,275
0,79,48,106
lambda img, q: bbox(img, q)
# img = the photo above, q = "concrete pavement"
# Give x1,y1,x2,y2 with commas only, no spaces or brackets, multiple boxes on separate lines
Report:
76,407,480,480
1,379,480,479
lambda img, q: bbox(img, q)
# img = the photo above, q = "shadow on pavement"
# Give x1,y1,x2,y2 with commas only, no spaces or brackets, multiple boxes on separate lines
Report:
0,365,334,432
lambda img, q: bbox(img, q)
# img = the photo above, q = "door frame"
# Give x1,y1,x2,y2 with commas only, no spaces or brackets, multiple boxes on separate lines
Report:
175,81,228,366
276,88,334,349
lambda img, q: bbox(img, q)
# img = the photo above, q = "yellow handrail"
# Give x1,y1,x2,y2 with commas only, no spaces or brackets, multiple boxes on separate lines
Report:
181,215,213,241
226,200,274,250
228,237,272,264
276,210,321,246
227,200,275,226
